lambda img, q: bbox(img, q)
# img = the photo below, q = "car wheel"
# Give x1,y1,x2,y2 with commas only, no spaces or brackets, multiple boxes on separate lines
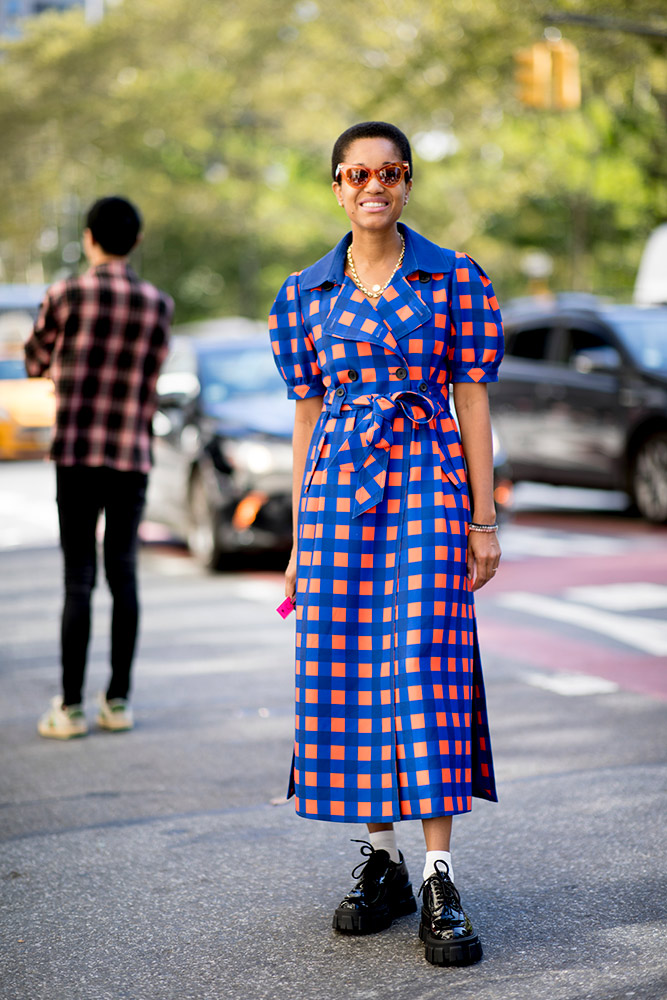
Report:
631,432,667,524
187,470,222,569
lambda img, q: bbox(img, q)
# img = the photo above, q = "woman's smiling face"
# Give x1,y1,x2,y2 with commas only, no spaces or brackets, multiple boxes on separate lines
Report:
332,136,412,233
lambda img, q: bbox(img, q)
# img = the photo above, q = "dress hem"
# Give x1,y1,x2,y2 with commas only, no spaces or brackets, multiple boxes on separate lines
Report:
292,790,498,824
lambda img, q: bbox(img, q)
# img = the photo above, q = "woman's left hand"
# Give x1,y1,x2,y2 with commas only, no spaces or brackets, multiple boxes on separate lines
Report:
467,529,501,591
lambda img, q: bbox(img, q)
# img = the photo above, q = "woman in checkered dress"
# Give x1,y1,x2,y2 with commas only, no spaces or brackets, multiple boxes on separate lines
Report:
269,122,503,967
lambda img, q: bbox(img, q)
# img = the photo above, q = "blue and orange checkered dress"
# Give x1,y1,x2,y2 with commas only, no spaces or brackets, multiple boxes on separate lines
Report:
269,224,503,823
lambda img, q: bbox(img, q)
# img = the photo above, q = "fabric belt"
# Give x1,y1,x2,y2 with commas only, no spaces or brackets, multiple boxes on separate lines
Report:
320,388,449,517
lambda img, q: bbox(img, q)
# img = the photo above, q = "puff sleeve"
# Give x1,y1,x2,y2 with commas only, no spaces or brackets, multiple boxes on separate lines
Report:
447,254,504,383
269,273,325,401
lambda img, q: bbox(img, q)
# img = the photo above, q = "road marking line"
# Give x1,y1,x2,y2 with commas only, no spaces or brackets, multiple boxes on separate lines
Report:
234,579,286,603
499,525,631,560
564,582,667,611
496,592,667,656
523,672,620,696
139,553,202,576
126,656,284,677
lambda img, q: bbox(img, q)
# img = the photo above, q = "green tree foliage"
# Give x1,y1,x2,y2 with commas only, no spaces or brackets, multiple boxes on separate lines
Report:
0,0,665,320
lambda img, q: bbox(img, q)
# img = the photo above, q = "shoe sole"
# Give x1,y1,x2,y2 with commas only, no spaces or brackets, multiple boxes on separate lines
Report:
419,918,483,966
97,717,133,732
37,723,87,740
333,893,417,935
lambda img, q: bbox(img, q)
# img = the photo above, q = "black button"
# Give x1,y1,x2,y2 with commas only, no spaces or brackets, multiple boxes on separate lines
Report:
395,367,407,380
347,369,358,381
335,386,345,397
419,381,428,391
321,280,334,291
418,270,430,283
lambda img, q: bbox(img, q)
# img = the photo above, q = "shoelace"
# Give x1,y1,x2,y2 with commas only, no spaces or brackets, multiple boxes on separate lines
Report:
349,839,390,886
418,858,462,909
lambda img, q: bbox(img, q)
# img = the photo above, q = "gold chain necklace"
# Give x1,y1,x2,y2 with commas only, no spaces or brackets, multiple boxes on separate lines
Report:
346,234,405,299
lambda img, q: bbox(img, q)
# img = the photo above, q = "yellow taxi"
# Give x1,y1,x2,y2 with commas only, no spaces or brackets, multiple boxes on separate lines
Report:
0,349,55,460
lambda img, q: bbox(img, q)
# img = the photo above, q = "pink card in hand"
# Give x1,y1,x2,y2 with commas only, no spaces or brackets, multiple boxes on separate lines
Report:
276,597,295,619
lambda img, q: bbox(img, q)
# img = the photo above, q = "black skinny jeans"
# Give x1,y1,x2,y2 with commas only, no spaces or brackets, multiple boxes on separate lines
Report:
56,465,148,707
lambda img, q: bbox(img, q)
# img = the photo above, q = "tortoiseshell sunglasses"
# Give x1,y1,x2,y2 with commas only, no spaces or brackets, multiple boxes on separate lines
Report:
335,161,410,188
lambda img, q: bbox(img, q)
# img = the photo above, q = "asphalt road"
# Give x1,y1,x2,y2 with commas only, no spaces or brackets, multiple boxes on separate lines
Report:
1,462,666,1000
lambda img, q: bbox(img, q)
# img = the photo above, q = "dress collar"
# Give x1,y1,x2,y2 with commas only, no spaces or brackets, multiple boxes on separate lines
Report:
299,223,456,291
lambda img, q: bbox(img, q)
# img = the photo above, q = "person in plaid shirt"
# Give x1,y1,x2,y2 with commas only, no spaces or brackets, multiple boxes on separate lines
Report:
25,196,173,740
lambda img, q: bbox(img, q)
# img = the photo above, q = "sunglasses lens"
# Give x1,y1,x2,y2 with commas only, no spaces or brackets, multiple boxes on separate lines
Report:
339,163,406,187
378,165,403,186
345,167,370,187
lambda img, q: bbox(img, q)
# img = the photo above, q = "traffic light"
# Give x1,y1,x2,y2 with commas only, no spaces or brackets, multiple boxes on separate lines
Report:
514,42,552,109
514,39,581,111
550,39,581,110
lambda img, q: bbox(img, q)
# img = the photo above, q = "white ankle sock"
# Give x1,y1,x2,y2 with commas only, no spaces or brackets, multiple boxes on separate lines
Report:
368,830,400,864
423,850,453,883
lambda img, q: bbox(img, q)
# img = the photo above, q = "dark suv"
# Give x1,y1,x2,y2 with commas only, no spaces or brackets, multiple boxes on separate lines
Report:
488,296,667,522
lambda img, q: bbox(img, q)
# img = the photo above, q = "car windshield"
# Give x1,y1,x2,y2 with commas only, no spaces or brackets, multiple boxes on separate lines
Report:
198,345,283,404
609,312,667,373
0,359,28,379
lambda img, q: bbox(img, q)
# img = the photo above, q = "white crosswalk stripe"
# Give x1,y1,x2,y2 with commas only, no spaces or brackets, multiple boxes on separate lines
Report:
564,582,667,611
499,524,632,560
522,672,620,696
497,590,667,656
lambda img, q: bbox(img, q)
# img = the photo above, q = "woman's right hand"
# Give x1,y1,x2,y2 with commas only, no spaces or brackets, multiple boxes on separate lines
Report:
285,547,297,602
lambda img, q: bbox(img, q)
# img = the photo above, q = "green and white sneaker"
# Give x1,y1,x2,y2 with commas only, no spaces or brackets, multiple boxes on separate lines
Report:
37,697,88,740
97,692,133,732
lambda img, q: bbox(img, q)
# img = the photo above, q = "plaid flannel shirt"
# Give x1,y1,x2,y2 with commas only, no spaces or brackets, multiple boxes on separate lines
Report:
25,261,173,473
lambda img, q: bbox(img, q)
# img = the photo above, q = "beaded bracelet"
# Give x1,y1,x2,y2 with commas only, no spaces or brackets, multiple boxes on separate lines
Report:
469,522,499,533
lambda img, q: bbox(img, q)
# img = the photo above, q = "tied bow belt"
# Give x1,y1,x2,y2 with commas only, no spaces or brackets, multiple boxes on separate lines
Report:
306,386,463,517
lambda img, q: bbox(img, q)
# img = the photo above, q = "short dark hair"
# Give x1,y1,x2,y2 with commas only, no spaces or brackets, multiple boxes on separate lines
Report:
86,196,142,256
331,122,412,182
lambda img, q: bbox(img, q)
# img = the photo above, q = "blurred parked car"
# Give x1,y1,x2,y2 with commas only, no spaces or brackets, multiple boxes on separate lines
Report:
489,296,667,522
0,286,56,459
0,353,55,460
0,283,47,320
0,284,47,347
145,319,293,567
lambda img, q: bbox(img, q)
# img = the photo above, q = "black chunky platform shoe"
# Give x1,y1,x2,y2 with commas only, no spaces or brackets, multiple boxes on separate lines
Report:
333,841,417,935
419,860,483,966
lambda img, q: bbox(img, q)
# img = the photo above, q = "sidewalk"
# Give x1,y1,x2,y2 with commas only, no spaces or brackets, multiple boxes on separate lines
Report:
1,543,666,1000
